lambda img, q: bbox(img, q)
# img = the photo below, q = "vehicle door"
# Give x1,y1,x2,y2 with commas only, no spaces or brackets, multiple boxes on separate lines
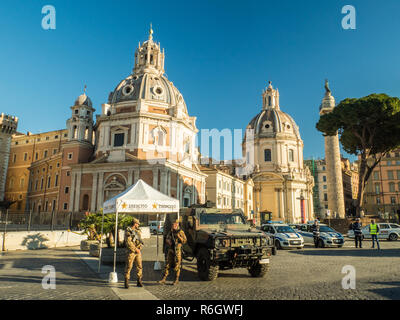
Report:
361,225,371,238
378,223,390,239
390,224,400,236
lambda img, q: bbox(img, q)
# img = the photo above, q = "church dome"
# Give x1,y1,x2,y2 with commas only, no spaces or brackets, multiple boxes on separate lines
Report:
106,25,189,116
108,73,187,110
75,93,92,108
247,108,301,139
245,81,300,140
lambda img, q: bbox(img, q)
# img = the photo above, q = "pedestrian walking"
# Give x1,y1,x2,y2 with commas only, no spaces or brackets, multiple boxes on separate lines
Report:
352,218,363,248
124,218,144,288
369,219,381,250
311,219,320,248
159,219,187,285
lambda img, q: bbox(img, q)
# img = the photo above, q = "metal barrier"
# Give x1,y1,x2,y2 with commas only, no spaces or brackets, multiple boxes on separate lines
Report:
0,210,85,232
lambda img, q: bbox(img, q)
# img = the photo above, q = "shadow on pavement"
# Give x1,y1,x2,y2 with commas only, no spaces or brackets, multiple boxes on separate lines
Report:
368,281,400,299
288,248,400,257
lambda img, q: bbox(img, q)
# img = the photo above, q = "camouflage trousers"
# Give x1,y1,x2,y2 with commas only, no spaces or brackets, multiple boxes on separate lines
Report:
124,252,143,280
162,248,182,278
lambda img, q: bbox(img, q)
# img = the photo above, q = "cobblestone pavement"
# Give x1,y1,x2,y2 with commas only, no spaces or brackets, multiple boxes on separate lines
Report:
127,236,400,300
0,247,119,300
1,236,400,300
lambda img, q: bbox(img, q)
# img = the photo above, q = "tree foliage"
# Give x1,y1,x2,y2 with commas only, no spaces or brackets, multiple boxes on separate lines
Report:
316,93,400,215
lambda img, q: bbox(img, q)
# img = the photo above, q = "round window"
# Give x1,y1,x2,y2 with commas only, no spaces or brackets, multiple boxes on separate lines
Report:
154,86,163,95
287,125,291,129
265,124,270,129
122,85,134,96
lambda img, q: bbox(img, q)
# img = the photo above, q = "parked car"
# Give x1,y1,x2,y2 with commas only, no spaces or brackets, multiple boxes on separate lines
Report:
347,223,400,241
297,223,345,248
260,222,304,249
149,221,164,235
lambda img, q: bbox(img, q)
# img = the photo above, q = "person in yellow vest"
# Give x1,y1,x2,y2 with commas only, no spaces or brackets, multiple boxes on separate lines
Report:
368,219,381,250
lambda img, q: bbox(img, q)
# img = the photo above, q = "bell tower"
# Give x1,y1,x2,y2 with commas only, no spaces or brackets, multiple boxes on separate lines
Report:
0,113,18,201
66,87,95,143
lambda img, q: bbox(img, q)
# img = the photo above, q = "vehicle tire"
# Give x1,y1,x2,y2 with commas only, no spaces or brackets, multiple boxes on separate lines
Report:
318,239,325,248
297,247,303,250
272,246,277,255
338,245,343,248
389,233,398,241
196,247,219,281
248,262,270,278
275,240,282,250
152,230,157,235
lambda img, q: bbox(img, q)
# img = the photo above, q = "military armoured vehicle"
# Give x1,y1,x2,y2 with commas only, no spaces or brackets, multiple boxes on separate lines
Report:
166,202,273,281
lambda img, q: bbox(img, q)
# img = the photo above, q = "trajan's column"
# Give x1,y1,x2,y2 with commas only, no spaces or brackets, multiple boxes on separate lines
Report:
0,113,18,202
319,80,345,218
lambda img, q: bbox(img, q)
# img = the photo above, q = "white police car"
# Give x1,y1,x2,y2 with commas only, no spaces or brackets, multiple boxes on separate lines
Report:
347,223,400,241
297,223,345,248
260,222,304,250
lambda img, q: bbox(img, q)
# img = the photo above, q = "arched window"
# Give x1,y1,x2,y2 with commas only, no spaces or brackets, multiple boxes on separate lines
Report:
268,96,271,106
73,126,78,139
84,127,89,140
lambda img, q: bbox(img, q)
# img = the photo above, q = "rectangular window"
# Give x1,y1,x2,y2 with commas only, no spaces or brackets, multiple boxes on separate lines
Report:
53,148,57,155
63,203,68,210
264,149,271,162
323,176,327,182
397,170,400,180
13,154,16,163
289,149,294,162
375,183,381,194
114,133,124,147
68,153,73,160
40,178,44,190
376,197,381,204
35,152,38,160
44,150,48,158
387,161,392,166
55,174,59,187
65,186,69,194
324,193,328,201
390,197,396,204
23,153,28,161
373,171,379,180
388,171,394,180
389,183,395,192
47,177,51,188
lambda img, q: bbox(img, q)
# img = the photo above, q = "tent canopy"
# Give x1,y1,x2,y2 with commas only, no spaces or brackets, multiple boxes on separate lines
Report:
103,179,179,214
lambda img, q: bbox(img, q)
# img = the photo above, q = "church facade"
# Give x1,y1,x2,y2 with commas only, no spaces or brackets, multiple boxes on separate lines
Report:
241,82,314,224
61,27,207,213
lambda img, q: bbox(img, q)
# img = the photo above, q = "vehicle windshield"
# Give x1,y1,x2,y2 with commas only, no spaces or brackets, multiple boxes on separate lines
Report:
199,213,246,225
319,226,335,233
275,226,295,233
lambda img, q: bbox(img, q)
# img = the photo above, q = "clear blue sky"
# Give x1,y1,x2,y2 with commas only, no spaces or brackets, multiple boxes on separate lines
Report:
1,0,399,162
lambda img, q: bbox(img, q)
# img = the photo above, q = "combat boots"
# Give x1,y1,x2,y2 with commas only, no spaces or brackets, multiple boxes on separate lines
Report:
158,274,167,285
124,277,129,289
137,277,143,287
172,271,180,285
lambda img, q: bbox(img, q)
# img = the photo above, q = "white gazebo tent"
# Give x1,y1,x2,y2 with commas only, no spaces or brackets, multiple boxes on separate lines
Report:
99,179,180,282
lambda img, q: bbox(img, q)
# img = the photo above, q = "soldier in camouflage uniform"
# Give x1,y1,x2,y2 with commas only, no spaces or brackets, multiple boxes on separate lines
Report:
124,218,144,288
158,219,187,285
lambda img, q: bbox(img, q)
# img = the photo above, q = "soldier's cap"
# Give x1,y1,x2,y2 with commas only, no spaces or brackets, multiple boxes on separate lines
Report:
132,218,140,225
